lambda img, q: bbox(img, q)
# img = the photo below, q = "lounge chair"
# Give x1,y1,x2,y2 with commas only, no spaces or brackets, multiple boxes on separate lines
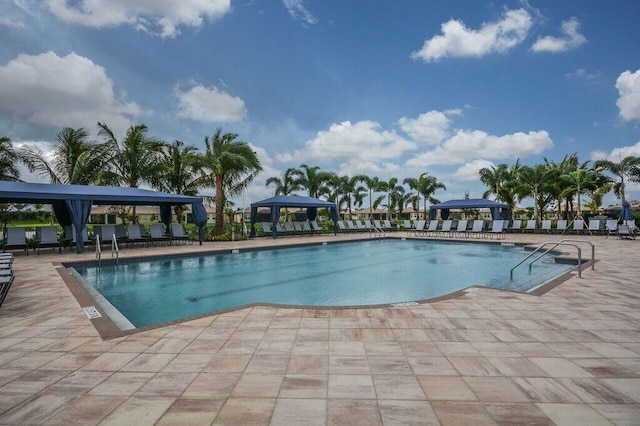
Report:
356,220,367,230
523,220,536,233
508,220,522,233
302,221,313,232
572,219,585,234
3,227,28,255
469,220,485,238
412,220,426,236
65,225,92,251
337,220,347,231
541,220,552,234
310,220,322,232
363,220,373,230
605,219,618,238
403,220,414,231
424,220,439,237
0,275,15,308
383,220,394,230
588,219,601,234
171,223,192,245
439,220,453,237
149,224,171,245
373,219,383,229
96,224,116,246
283,221,295,233
261,222,272,235
126,224,149,247
293,221,304,232
454,219,468,238
617,224,635,240
346,220,358,231
35,226,61,254
488,220,505,239
556,220,568,234
115,224,127,242
626,220,638,238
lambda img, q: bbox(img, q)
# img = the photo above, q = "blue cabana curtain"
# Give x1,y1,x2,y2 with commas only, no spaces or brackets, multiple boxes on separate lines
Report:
429,208,437,221
441,209,450,220
271,207,281,238
191,202,208,244
52,201,72,227
160,205,172,233
329,206,339,234
65,199,92,253
501,208,512,221
621,201,633,222
249,207,258,237
307,207,318,221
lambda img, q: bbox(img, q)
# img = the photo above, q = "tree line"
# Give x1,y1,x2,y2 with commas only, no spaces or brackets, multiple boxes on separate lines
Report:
2,125,639,233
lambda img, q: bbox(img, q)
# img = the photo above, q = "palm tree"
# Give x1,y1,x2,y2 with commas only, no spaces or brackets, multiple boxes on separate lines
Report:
517,164,556,225
355,175,387,220
559,167,603,220
97,122,166,222
594,156,640,203
384,177,399,220
266,168,303,196
295,164,335,199
403,172,446,220
21,128,109,184
331,175,365,220
199,129,262,235
0,137,22,181
479,160,522,211
150,140,203,223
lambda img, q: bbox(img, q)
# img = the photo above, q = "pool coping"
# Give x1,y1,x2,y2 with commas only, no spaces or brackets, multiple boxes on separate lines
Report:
56,236,590,339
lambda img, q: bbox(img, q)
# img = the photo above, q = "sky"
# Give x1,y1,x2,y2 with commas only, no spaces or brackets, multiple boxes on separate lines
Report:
1,0,640,209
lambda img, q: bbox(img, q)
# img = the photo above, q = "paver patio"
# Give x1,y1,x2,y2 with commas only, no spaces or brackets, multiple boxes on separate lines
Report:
0,232,638,425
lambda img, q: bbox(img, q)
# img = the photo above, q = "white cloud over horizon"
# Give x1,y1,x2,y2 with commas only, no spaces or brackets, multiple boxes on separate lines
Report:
43,0,231,38
451,159,496,181
531,17,586,53
411,8,532,62
175,83,246,123
397,110,452,145
590,141,640,162
616,69,640,122
0,51,141,138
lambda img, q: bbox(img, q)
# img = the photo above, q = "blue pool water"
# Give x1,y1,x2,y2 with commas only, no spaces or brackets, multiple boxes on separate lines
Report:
72,239,574,328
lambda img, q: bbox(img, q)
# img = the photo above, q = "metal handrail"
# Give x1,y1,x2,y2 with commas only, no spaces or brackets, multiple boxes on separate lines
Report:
510,240,593,280
111,234,119,264
370,224,385,238
559,239,594,268
526,239,595,275
95,234,101,265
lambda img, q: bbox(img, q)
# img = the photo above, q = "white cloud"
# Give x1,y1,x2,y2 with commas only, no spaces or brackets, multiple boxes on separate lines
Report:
616,69,640,122
44,0,231,38
175,84,246,123
411,8,532,62
0,16,24,28
531,17,586,53
565,68,602,84
0,51,141,136
281,0,317,25
406,129,554,167
397,110,453,145
452,159,495,181
276,120,416,167
591,141,640,162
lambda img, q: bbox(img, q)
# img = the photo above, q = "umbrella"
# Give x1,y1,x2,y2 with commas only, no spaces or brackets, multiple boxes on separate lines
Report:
620,201,633,222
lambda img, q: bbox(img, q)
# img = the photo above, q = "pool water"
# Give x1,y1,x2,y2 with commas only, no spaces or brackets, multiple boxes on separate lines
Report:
73,239,575,328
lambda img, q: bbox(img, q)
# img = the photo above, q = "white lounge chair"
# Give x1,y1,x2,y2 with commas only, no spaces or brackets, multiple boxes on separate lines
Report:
469,220,485,238
523,220,536,233
541,220,552,234
454,220,468,238
261,222,272,234
171,223,192,245
310,220,322,232
439,220,453,237
508,220,521,232
403,220,413,230
488,220,505,239
412,220,426,236
572,219,585,233
3,227,28,255
556,220,568,234
424,220,439,236
605,219,618,238
383,220,393,230
588,219,601,234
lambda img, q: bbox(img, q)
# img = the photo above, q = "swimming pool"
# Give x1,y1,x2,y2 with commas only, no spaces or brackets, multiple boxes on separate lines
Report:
71,239,575,328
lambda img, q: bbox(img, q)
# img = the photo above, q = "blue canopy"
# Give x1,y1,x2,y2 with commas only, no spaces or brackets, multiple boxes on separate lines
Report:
429,198,511,221
0,181,205,253
249,195,339,238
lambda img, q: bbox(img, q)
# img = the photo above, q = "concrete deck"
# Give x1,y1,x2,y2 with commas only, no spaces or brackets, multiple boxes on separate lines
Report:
0,232,638,425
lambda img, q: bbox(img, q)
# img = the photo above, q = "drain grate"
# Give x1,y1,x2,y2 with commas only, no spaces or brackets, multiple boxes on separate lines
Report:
82,306,102,319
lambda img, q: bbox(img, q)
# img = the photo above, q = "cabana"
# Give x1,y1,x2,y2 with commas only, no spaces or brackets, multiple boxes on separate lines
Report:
0,181,208,253
429,198,512,221
249,195,339,238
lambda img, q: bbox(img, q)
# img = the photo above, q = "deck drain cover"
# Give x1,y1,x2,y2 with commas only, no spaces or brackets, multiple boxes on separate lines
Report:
83,306,102,319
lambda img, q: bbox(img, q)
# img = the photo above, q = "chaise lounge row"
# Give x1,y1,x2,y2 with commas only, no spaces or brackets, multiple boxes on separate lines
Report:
0,253,14,308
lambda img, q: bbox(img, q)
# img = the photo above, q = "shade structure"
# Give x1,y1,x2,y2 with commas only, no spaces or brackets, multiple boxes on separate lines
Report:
0,181,205,253
249,195,339,238
620,201,633,221
429,198,511,221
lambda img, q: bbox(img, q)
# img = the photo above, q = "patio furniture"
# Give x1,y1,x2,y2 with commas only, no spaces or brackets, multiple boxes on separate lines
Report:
35,226,61,254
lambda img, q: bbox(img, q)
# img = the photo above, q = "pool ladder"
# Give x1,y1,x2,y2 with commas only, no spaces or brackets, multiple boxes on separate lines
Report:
370,224,385,239
95,234,119,267
510,239,594,280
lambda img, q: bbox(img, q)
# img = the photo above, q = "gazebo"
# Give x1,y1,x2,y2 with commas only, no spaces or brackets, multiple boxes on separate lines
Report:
249,195,339,238
0,181,208,252
429,198,512,221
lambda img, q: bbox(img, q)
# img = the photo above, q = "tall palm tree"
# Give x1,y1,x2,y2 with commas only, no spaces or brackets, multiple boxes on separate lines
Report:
0,137,22,181
594,155,640,203
21,128,109,184
479,160,522,211
559,167,604,219
199,129,262,235
294,164,335,199
97,122,166,222
403,172,446,220
384,177,399,220
355,175,387,220
517,164,556,224
150,140,203,223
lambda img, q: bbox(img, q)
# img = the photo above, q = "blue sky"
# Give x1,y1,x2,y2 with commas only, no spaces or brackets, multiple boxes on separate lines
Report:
1,0,639,208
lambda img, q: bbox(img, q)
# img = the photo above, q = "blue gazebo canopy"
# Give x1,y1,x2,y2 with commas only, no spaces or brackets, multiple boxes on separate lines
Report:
249,195,339,238
0,181,207,252
429,198,511,221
